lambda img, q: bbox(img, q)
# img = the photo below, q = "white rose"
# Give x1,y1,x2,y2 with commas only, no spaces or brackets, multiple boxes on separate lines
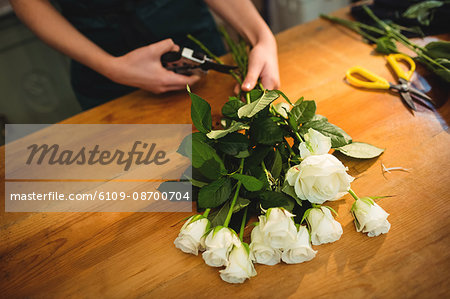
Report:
285,154,354,204
202,227,240,267
220,243,257,284
273,102,291,119
259,208,297,249
281,225,317,264
174,215,209,255
298,128,332,158
307,207,343,245
249,224,281,265
352,198,391,237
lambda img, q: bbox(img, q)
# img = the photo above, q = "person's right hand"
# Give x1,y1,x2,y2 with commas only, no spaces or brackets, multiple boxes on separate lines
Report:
105,39,202,94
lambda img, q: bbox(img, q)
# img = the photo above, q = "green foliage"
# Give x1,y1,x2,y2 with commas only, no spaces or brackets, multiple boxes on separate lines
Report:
209,197,250,227
259,191,296,211
290,100,316,125
181,30,383,228
206,121,249,139
191,138,226,180
321,6,450,83
237,90,279,118
231,174,264,191
375,37,398,54
300,119,352,148
198,177,233,208
336,142,384,159
250,117,284,145
402,1,444,26
216,132,250,157
189,89,211,133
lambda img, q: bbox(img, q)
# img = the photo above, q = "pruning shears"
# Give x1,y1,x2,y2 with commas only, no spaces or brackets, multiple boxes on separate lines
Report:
346,53,434,111
161,47,237,75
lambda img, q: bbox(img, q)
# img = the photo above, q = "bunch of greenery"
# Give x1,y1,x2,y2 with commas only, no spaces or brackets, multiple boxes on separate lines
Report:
321,5,450,83
169,29,384,229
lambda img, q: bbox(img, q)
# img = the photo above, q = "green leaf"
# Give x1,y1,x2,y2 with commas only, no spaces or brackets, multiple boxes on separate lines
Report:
310,114,328,122
209,197,250,227
189,178,208,188
402,1,444,26
290,100,316,124
415,56,450,83
281,180,302,206
269,150,283,179
294,96,304,106
424,41,450,60
198,177,233,208
245,145,273,170
177,132,207,158
189,90,212,133
216,132,250,157
300,120,352,148
274,90,293,105
237,90,279,118
250,117,284,145
260,191,296,211
335,142,384,159
206,121,250,139
375,37,398,54
222,100,245,119
248,89,263,102
192,138,227,180
231,174,264,191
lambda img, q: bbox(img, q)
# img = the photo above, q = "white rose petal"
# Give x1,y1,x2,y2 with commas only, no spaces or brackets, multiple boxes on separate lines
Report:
259,208,297,249
286,154,354,204
353,199,391,237
202,227,240,267
174,216,209,255
249,225,281,266
299,128,332,158
307,207,343,245
282,225,317,264
220,243,257,284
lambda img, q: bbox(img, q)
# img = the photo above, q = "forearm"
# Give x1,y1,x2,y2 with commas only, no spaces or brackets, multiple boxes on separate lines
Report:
10,0,113,76
204,0,275,46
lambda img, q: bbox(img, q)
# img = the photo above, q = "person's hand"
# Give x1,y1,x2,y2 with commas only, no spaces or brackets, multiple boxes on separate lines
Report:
241,36,280,92
105,39,202,94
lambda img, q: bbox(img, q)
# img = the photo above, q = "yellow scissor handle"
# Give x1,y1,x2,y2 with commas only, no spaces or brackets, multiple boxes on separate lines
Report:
386,53,416,81
346,66,390,90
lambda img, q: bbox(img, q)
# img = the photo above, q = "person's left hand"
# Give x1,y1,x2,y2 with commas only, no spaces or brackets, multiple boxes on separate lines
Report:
241,36,280,92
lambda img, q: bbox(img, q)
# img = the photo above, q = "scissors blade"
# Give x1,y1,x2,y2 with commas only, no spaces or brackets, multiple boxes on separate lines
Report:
408,86,434,104
400,91,417,111
201,61,238,73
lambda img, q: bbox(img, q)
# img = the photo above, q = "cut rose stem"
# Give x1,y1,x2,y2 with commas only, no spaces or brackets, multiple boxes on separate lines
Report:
203,208,211,218
239,206,249,241
223,159,245,227
348,189,360,201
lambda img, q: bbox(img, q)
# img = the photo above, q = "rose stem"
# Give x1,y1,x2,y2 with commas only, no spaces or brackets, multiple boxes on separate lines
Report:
203,208,211,218
223,159,245,227
239,206,249,241
348,189,359,201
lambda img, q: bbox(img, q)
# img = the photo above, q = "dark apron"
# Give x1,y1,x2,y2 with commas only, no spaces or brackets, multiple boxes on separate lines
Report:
57,0,225,110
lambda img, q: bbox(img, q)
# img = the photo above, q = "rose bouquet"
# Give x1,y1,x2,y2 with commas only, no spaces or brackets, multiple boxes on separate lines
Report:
171,30,390,284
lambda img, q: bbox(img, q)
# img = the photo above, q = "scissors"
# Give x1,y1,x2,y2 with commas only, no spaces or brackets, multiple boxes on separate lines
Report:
161,47,237,75
346,53,434,111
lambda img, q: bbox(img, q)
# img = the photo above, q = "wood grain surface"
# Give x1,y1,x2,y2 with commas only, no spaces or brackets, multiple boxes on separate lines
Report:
1,7,449,298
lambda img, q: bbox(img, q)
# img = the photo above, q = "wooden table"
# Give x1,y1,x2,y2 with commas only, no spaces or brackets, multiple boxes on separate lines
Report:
1,7,449,298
